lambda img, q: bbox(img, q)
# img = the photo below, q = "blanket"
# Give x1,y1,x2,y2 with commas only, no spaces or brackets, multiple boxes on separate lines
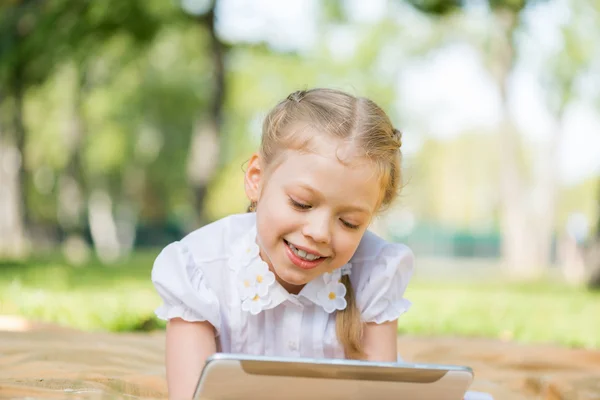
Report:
1,316,599,399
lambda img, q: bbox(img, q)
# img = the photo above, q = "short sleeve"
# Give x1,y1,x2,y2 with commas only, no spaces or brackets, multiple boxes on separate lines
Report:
151,241,222,335
354,243,414,324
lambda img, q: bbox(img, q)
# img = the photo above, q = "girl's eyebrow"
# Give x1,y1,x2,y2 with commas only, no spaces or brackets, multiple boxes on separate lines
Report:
297,183,320,196
339,205,371,215
296,183,372,215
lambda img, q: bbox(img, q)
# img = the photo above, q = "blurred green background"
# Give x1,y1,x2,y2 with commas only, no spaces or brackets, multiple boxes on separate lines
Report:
0,0,599,349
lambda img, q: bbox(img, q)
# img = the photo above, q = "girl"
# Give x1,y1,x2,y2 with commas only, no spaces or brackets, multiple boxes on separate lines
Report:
151,88,490,400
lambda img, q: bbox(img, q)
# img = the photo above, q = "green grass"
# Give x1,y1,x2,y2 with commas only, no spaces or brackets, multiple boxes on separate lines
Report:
1,252,599,349
401,280,600,349
0,251,164,332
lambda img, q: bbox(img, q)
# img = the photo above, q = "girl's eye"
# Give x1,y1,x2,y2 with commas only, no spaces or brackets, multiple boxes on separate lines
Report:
341,219,360,230
289,198,311,210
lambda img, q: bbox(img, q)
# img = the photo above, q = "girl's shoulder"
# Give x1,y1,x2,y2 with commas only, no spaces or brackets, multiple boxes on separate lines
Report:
150,212,255,298
350,231,415,324
178,212,256,262
150,213,256,333
351,229,413,263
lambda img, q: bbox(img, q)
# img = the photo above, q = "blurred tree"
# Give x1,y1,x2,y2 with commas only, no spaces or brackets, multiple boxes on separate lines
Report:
592,180,600,288
408,0,600,282
0,0,160,257
404,0,559,279
120,22,213,240
182,0,229,226
536,0,600,285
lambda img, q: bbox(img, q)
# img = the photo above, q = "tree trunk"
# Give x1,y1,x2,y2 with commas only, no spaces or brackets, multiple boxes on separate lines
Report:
597,180,600,240
57,66,91,264
586,180,600,289
0,66,32,258
87,189,120,263
0,92,27,257
497,120,539,277
58,67,88,234
535,116,562,273
493,9,556,279
492,10,537,278
13,65,30,232
546,105,579,284
187,2,226,227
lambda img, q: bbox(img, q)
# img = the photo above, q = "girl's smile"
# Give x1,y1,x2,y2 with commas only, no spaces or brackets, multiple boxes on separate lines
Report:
283,238,327,270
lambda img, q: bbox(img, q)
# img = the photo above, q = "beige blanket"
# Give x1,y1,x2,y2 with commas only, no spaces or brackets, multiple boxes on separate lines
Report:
1,316,599,399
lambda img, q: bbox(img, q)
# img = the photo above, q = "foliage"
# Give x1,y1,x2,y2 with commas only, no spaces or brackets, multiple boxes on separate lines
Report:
0,0,164,92
0,0,596,267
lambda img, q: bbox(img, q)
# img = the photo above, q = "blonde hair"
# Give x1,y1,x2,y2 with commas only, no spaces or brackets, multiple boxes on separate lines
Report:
253,88,403,359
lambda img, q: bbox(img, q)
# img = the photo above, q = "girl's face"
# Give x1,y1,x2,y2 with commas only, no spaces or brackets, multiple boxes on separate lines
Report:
244,134,382,294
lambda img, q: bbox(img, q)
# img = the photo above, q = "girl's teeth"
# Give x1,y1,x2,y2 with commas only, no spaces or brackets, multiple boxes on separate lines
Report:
288,242,320,261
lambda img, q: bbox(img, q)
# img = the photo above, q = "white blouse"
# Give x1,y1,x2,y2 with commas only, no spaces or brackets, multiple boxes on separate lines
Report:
151,212,414,359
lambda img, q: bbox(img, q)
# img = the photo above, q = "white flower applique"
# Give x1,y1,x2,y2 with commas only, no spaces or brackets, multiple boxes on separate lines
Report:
242,293,272,315
239,258,276,315
242,241,260,259
318,280,348,313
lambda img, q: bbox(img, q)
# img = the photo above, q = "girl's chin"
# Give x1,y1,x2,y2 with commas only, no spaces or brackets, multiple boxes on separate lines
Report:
273,267,311,290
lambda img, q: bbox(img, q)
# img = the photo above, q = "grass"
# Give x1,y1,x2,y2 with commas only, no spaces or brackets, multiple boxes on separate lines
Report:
0,251,164,332
401,280,600,349
1,252,599,349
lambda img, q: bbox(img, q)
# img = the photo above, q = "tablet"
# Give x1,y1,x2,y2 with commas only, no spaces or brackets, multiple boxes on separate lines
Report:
193,353,474,400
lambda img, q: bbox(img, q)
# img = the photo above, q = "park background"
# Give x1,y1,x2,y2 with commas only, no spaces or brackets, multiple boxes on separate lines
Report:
0,0,599,377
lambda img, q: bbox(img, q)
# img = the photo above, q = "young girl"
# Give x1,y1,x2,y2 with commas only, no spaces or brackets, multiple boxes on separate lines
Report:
151,88,490,400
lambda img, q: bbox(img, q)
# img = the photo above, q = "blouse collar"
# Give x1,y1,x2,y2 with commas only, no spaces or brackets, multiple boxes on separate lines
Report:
228,221,352,315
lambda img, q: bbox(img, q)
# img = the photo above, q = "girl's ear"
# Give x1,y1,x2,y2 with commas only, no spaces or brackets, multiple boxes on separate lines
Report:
244,153,263,204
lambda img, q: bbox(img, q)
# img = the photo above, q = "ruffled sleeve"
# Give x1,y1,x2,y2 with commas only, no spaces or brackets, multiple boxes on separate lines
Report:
151,241,222,335
354,243,414,324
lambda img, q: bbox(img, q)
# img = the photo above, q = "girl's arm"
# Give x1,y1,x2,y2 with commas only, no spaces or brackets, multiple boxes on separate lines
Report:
362,319,399,362
165,318,217,400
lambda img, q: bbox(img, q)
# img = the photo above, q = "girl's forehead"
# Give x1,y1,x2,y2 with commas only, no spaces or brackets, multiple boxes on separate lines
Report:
284,128,365,165
277,143,380,186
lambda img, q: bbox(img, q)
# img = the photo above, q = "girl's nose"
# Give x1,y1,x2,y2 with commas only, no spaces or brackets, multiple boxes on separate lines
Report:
302,213,331,244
